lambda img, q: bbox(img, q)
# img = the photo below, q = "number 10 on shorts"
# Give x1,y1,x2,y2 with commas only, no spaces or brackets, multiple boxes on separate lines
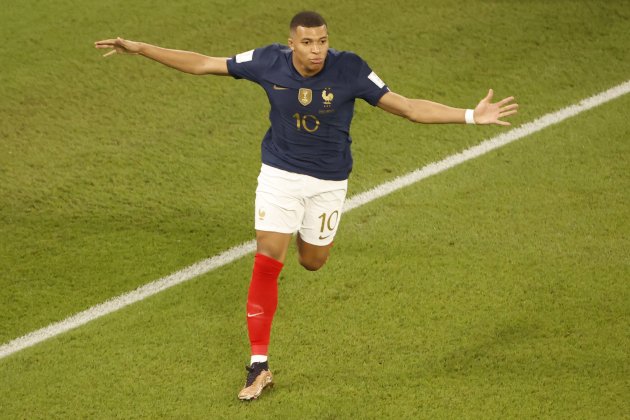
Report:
318,210,339,238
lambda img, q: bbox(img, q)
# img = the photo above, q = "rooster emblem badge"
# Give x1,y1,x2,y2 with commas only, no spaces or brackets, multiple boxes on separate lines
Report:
322,88,334,107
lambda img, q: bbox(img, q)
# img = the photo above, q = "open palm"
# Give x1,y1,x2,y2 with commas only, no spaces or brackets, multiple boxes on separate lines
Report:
474,89,519,126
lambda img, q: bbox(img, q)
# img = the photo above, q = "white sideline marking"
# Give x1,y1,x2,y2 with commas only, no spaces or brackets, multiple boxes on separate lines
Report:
345,80,630,211
1,80,629,360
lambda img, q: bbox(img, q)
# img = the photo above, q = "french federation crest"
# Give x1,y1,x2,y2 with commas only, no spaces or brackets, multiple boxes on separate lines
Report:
322,88,334,107
298,88,312,106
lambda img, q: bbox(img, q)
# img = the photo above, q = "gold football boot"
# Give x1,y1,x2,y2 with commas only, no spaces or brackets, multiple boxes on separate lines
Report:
238,362,273,400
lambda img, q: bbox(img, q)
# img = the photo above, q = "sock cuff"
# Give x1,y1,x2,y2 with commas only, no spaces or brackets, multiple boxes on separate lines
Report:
254,253,284,272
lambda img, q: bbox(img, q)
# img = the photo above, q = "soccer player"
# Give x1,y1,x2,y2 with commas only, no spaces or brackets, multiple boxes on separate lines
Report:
95,11,518,400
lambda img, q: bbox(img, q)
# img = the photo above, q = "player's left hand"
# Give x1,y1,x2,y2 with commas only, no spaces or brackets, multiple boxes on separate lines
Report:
473,89,518,126
94,37,142,57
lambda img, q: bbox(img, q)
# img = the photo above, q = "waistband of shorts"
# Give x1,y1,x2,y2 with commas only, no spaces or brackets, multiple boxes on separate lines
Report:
260,164,348,184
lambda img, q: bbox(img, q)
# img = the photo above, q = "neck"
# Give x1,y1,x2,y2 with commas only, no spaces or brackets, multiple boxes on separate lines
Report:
292,55,323,78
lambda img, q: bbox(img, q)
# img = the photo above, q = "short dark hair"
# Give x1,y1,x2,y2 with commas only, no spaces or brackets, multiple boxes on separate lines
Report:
290,11,327,32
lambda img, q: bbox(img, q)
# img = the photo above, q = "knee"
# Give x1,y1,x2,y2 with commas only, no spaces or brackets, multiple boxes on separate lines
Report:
299,255,328,271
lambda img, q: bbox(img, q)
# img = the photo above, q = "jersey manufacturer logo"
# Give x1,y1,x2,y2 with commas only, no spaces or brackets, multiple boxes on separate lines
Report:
273,84,288,90
298,88,312,106
321,88,334,107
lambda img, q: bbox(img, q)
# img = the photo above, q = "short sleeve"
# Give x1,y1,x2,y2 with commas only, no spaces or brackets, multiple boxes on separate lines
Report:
226,44,279,83
354,59,389,106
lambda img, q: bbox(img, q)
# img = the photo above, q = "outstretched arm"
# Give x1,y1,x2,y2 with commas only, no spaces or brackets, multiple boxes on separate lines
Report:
94,37,230,76
377,89,518,126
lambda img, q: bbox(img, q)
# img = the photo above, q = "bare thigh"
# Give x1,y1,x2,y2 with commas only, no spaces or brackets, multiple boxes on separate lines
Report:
255,230,332,271
296,234,333,271
255,230,292,263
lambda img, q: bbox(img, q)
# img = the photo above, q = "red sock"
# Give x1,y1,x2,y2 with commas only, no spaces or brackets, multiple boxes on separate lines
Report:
247,253,283,355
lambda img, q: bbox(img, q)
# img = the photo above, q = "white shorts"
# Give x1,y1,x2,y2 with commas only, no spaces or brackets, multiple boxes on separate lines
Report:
255,164,348,246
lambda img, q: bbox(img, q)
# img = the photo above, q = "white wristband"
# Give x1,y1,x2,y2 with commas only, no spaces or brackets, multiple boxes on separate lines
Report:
465,109,476,125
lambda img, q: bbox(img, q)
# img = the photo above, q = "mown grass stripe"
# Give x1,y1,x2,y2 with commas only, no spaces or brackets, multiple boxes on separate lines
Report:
1,79,629,361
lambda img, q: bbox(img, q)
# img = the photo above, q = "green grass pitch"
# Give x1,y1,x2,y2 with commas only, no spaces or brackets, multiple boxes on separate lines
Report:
1,0,629,418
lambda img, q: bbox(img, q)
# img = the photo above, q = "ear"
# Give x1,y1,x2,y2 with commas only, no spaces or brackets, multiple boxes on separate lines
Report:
288,37,294,50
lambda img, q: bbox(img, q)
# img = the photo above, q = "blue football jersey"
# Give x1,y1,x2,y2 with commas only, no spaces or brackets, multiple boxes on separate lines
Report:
227,44,389,180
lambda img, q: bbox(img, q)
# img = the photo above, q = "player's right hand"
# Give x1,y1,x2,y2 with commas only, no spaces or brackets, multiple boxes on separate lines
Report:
94,37,142,57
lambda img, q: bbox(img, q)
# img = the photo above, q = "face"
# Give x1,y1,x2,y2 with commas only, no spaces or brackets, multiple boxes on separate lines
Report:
288,25,329,77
